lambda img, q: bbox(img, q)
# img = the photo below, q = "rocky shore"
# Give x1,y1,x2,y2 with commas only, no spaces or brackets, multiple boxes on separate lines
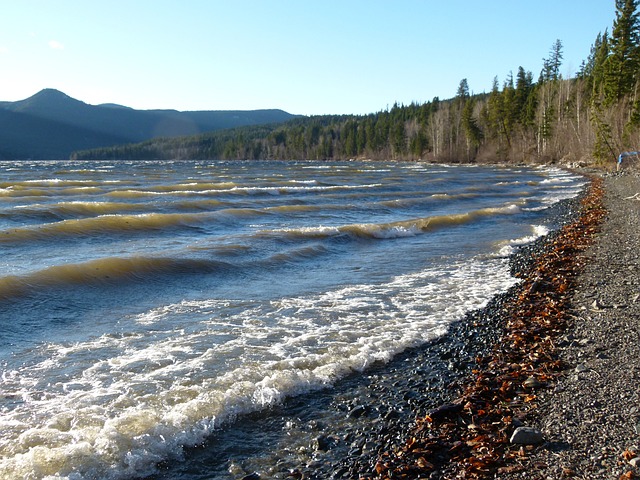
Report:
345,171,638,480
233,171,639,480
498,172,640,480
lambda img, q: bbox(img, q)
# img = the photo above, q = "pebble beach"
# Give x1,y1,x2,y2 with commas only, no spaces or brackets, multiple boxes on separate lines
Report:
243,170,640,480
356,170,640,480
499,171,640,480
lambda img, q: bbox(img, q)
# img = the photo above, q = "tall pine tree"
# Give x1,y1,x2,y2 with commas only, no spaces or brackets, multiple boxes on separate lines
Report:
603,0,640,105
541,39,564,82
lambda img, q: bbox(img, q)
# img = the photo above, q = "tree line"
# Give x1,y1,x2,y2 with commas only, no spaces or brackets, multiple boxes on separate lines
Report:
73,0,640,167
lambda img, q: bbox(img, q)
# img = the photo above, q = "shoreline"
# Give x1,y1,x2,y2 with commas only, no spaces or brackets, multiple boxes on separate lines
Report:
498,171,640,479
335,171,640,480
268,171,635,479
220,172,599,480
366,174,607,479
165,167,626,480
354,174,609,479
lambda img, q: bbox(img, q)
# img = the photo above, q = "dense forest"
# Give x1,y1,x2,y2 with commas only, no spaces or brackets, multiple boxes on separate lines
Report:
73,1,640,167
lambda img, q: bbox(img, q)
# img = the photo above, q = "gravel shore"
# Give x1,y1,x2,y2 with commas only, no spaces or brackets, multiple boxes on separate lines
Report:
228,170,639,480
358,171,640,480
499,172,640,480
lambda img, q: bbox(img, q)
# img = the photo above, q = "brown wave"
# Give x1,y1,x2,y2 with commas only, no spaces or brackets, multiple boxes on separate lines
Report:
0,256,228,300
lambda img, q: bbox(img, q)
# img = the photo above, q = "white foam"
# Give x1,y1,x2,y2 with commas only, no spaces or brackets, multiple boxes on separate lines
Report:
0,161,591,479
497,224,550,256
370,225,422,239
0,256,517,480
524,168,586,209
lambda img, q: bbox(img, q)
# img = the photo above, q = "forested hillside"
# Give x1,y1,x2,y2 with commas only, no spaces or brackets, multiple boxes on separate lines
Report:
0,89,296,159
74,1,640,167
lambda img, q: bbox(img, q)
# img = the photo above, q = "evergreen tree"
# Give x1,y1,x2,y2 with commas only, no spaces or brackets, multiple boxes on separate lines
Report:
515,67,536,126
486,77,503,141
502,73,518,139
580,32,604,78
392,122,406,157
461,97,483,155
453,79,471,156
410,130,428,158
456,78,470,102
592,103,617,162
356,124,367,154
603,0,640,104
541,39,564,82
592,31,611,91
514,67,530,112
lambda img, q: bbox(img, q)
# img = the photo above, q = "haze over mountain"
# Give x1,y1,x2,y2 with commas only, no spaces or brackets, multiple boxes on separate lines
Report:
0,89,297,159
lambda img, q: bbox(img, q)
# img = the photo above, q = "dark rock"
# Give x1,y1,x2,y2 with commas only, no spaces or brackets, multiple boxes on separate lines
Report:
313,434,338,451
241,474,261,480
332,466,349,478
575,363,590,373
347,405,368,418
427,402,463,420
384,409,401,420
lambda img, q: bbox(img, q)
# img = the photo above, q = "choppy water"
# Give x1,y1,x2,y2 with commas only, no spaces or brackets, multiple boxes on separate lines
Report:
0,160,585,479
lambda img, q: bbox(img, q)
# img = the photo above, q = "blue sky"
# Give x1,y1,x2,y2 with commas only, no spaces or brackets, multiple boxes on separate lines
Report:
0,1,616,115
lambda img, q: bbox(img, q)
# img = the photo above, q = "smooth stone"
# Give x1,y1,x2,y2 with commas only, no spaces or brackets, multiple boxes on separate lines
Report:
523,376,544,388
575,363,590,373
510,426,544,445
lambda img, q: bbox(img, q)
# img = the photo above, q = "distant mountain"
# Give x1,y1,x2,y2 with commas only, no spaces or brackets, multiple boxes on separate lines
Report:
0,89,297,159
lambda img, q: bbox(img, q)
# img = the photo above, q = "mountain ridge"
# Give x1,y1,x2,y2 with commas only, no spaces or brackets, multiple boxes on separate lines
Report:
0,89,297,159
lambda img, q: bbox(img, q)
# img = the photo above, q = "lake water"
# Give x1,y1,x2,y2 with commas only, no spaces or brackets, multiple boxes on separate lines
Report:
0,160,585,479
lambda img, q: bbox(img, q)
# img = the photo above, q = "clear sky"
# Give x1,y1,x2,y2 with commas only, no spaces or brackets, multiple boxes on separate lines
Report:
0,1,617,115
